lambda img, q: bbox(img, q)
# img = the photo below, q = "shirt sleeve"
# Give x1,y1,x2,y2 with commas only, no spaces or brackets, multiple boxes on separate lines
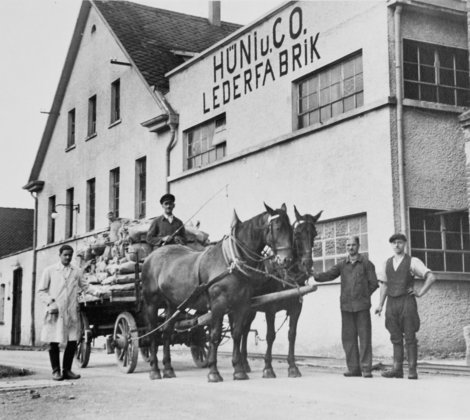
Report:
410,257,431,279
315,262,342,282
37,267,54,305
377,260,388,283
146,218,161,246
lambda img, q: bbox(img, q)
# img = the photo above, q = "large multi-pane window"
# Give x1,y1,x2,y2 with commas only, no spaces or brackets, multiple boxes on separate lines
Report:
111,79,120,123
67,109,75,148
135,157,146,219
410,208,470,272
65,188,74,238
297,53,363,129
184,115,226,170
109,167,120,218
47,195,56,244
403,39,470,107
312,214,368,272
88,95,97,136
87,178,96,232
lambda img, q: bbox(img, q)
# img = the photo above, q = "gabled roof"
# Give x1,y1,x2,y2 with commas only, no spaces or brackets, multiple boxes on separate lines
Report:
94,1,241,93
0,208,34,258
24,0,242,189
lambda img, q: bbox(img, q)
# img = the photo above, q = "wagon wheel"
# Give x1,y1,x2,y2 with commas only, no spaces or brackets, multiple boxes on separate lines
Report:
113,312,139,374
190,326,209,368
76,312,91,368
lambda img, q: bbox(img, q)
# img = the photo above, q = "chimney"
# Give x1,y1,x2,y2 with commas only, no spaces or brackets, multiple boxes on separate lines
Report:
209,1,221,26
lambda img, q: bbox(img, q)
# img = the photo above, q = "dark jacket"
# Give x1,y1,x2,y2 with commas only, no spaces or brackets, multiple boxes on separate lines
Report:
146,215,186,248
315,254,378,312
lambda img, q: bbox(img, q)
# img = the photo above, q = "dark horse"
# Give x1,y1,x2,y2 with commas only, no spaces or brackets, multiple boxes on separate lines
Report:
141,203,294,382
239,206,322,378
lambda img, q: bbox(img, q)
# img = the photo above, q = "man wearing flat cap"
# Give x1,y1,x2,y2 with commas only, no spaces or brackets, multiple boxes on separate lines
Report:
375,233,435,380
146,193,186,249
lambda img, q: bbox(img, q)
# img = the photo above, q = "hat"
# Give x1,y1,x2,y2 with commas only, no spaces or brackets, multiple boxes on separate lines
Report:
389,233,407,243
160,193,175,204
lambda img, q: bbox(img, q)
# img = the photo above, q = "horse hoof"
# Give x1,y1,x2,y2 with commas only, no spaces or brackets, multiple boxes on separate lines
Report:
233,371,249,380
149,370,162,380
163,368,176,378
242,362,252,373
208,372,224,383
262,368,276,379
288,367,302,378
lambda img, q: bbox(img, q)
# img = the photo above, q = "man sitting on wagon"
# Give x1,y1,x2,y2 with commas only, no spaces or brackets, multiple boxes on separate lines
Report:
146,193,186,249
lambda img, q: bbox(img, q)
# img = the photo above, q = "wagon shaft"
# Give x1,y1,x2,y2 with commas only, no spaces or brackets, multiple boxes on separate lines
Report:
250,283,317,309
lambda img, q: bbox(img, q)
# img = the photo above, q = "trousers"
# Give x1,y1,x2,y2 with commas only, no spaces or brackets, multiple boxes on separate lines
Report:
341,309,372,372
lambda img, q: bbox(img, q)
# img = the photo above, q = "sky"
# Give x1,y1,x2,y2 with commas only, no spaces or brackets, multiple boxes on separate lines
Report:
0,0,281,209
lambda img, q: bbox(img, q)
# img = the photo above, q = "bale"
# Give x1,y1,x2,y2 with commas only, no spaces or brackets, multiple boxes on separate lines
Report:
114,274,136,284
126,243,152,262
118,261,142,274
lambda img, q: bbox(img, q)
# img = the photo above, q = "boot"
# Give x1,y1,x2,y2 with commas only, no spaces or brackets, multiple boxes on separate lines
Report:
382,344,404,378
49,343,63,381
62,341,81,380
407,344,418,380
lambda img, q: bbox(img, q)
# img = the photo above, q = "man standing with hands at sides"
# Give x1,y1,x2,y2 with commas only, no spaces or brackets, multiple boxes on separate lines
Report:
312,236,378,378
375,233,436,380
146,193,186,249
38,245,90,381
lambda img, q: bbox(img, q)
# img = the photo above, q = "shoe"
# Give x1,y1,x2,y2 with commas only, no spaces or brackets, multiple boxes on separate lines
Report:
52,370,63,381
381,369,403,378
343,370,362,377
63,370,81,380
362,371,373,378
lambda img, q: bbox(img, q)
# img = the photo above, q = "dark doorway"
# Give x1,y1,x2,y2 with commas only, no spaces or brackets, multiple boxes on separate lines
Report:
11,268,22,345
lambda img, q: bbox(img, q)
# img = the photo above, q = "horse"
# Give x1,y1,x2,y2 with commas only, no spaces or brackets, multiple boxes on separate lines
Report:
239,206,322,378
141,203,294,382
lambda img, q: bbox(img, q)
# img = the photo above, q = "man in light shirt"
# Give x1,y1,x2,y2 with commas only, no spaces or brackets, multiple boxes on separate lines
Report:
375,233,436,380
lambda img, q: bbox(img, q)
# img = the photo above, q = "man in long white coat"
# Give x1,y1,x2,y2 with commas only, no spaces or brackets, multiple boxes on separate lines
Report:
38,244,89,380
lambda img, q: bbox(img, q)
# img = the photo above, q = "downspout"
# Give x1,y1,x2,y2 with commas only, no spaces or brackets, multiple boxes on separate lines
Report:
394,5,407,234
30,191,38,346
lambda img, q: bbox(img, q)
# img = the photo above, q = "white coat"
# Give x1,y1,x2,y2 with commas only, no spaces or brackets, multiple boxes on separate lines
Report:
38,262,88,344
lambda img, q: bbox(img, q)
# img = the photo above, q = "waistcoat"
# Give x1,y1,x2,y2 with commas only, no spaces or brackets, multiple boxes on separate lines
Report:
385,254,414,297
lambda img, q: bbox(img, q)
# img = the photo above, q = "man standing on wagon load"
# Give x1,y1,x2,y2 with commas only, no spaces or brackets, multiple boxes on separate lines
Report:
146,193,186,249
375,233,436,380
312,236,378,378
38,244,89,381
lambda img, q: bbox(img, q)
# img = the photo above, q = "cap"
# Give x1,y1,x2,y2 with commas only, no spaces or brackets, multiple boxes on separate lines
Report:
160,193,175,204
389,233,407,243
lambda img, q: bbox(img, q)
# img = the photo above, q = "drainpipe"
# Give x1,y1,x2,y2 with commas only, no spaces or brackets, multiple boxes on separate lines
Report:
166,122,178,193
394,5,407,234
30,191,38,346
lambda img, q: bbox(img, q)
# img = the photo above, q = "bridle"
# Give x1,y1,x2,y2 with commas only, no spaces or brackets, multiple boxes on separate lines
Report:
293,218,317,267
265,213,294,256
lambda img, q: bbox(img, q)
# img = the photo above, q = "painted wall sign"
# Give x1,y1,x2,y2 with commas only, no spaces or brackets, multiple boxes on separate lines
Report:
202,6,321,113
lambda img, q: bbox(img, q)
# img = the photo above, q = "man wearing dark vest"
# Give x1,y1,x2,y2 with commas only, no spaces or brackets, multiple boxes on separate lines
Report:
313,236,378,378
375,233,436,380
146,193,186,249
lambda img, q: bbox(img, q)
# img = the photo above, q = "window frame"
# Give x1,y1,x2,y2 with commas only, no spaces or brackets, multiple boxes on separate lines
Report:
312,213,369,273
184,114,227,171
135,157,146,219
0,284,5,324
294,51,364,130
67,109,76,148
86,178,96,232
109,167,120,218
111,78,121,124
47,195,56,244
409,208,470,273
403,39,470,107
88,95,97,136
65,188,74,239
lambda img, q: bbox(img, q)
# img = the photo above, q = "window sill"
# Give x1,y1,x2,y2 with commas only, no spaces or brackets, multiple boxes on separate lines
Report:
65,144,76,153
85,133,97,142
108,119,122,129
403,99,468,114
